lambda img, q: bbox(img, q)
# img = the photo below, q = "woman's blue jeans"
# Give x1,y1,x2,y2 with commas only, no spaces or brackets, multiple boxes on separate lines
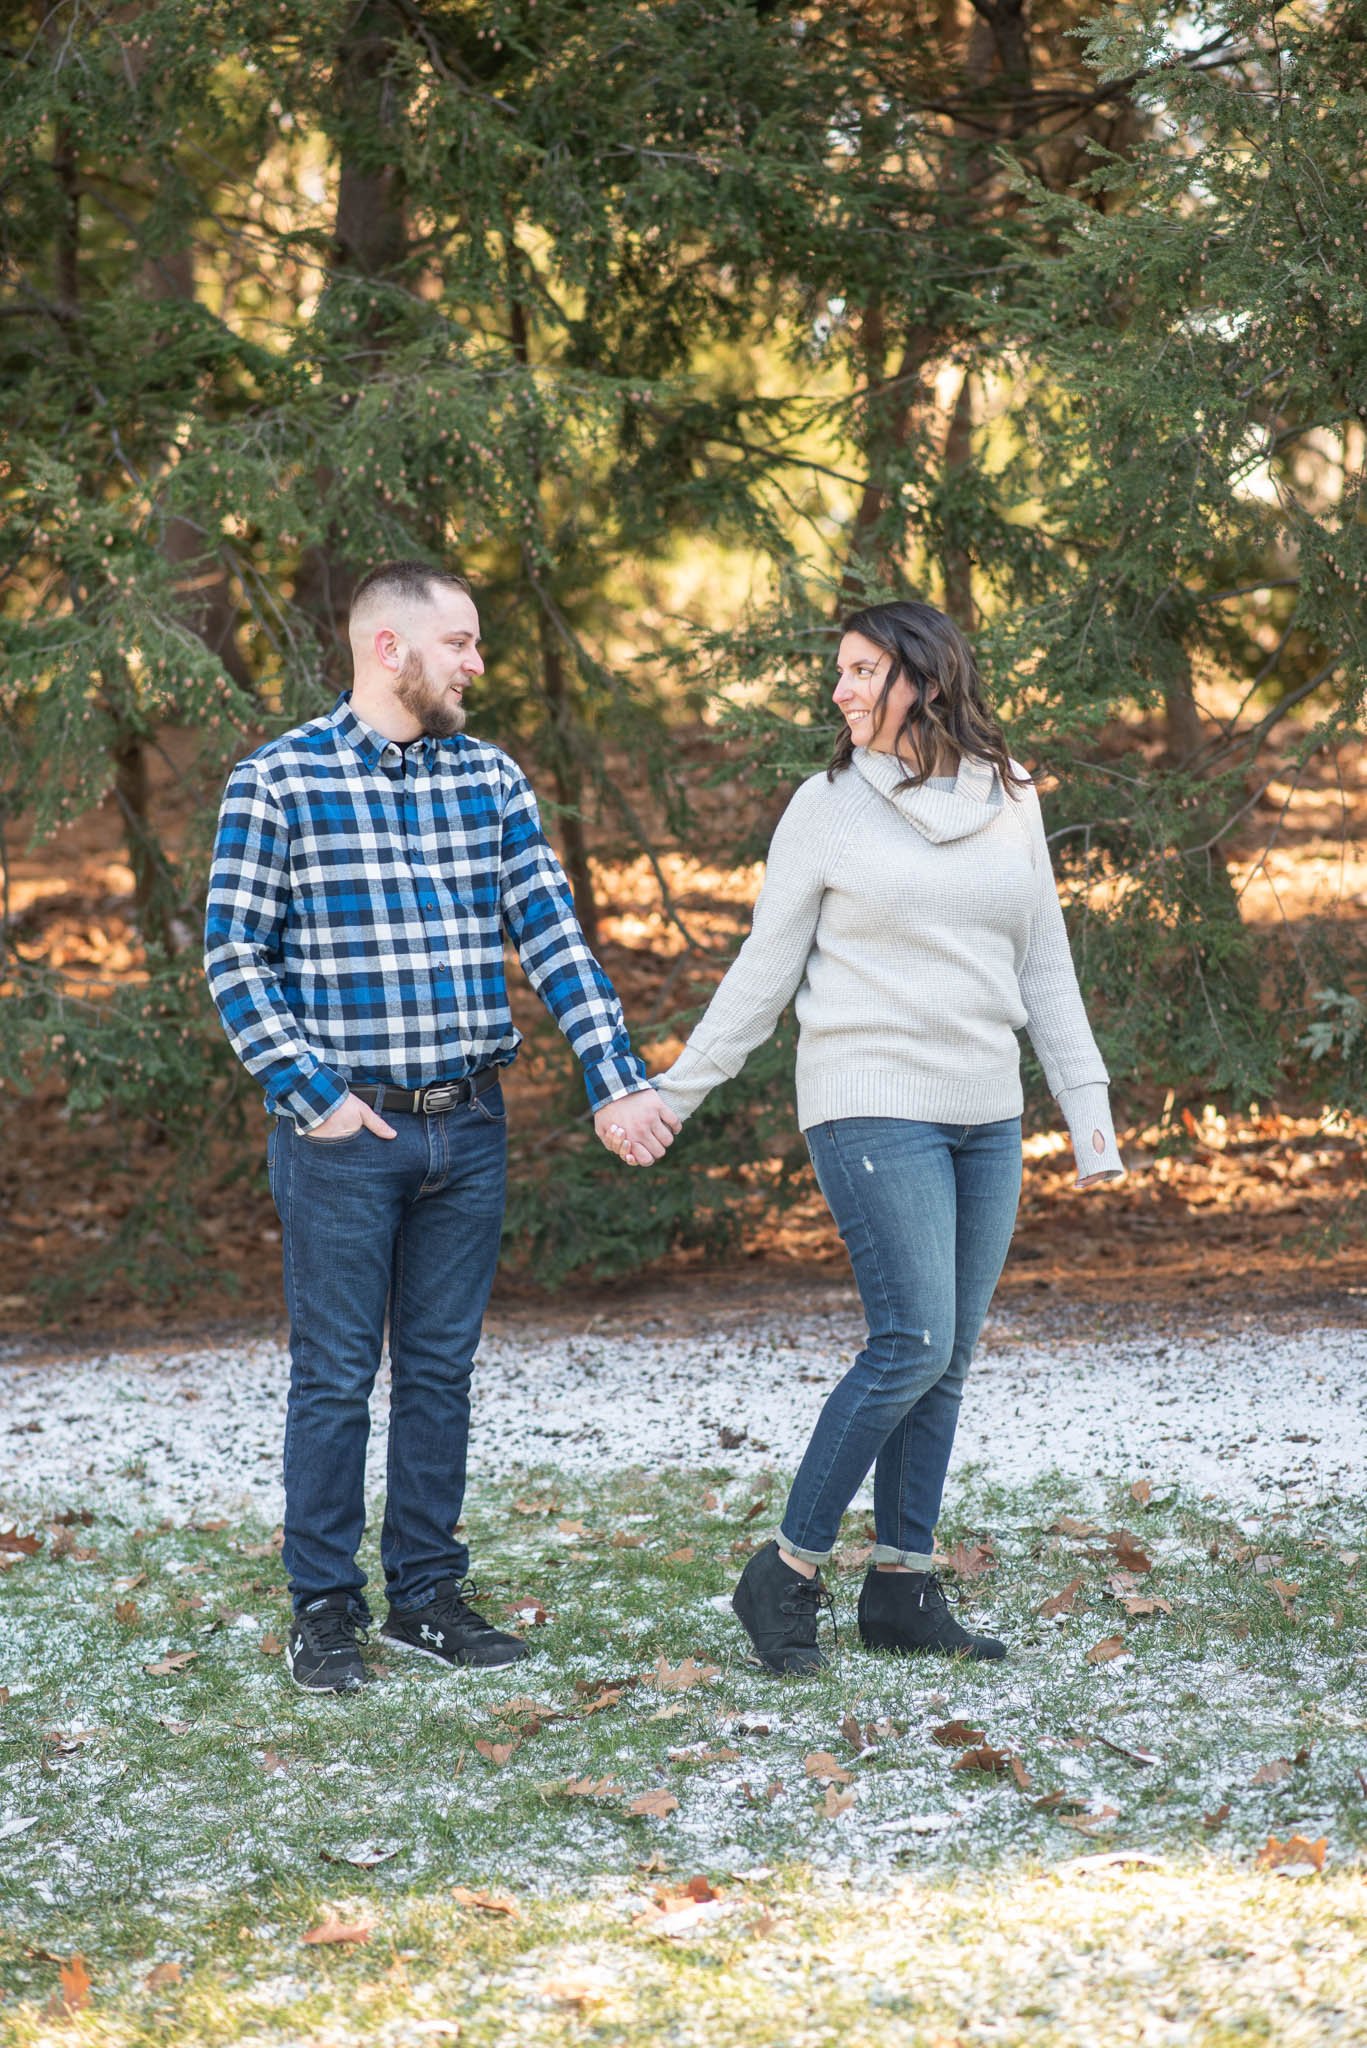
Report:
779,1116,1022,1570
267,1089,508,1617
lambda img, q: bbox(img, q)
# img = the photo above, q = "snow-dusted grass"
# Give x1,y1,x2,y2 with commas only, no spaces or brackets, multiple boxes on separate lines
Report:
1,1463,1364,2041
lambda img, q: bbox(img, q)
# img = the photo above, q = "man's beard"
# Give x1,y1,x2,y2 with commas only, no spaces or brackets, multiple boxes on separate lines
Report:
394,647,466,738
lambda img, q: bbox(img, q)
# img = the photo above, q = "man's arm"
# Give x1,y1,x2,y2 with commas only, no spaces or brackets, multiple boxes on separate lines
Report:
203,762,352,1129
498,763,657,1112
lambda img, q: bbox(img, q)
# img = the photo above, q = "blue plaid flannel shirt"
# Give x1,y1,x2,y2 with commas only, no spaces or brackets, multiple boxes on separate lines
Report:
204,697,647,1129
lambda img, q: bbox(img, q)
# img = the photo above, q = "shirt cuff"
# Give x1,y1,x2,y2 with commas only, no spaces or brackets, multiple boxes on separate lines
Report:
651,1045,735,1122
1056,1080,1125,1184
582,1051,650,1113
276,1067,350,1130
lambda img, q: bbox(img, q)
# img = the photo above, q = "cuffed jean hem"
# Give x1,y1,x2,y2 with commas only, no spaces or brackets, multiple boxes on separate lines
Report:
869,1544,937,1570
776,1530,832,1567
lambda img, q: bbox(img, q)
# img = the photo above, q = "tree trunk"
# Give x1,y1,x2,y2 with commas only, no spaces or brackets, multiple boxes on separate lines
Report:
537,614,600,951
940,369,976,629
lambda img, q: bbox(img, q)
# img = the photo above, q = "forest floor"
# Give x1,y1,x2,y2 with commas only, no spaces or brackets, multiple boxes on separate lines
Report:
1,714,1365,1351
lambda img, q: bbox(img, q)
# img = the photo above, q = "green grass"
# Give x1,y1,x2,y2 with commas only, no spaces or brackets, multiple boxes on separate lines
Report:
1,1467,1364,2043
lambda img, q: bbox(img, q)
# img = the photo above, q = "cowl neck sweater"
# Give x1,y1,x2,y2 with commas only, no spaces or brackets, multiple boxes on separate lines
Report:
654,750,1122,1182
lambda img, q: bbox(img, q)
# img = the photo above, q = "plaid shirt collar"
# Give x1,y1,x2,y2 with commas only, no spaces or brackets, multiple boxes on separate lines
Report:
330,693,443,775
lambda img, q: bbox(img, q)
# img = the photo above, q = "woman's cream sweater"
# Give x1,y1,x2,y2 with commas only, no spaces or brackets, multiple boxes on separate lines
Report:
653,748,1124,1182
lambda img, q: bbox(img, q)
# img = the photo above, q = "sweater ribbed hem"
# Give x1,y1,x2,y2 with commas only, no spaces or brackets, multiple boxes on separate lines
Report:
795,1067,1025,1132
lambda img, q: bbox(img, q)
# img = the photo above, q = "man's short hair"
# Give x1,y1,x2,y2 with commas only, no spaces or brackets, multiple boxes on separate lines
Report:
349,560,471,623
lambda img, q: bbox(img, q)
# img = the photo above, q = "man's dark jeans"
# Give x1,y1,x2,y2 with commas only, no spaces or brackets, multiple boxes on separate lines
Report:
267,1087,507,1617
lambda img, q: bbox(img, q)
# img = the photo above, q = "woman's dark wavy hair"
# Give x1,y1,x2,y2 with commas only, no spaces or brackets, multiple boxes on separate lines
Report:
828,600,1029,797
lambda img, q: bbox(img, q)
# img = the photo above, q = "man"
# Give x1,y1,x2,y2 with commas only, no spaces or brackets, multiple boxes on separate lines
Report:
205,561,679,1693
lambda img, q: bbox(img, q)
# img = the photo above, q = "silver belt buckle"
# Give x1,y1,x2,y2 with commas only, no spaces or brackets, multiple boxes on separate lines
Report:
420,1081,461,1114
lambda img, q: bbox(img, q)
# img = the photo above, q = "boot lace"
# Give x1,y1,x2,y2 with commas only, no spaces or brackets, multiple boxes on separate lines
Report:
429,1578,495,1633
916,1572,951,1616
781,1572,839,1648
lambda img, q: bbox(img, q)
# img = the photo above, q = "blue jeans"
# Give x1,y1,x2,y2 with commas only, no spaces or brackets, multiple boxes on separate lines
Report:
779,1117,1022,1570
267,1088,508,1616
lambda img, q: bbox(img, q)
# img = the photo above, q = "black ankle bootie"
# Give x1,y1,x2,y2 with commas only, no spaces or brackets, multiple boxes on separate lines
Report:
731,1540,834,1674
857,1567,1006,1661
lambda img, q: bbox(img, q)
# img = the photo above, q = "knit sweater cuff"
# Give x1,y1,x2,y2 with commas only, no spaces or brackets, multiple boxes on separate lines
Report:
651,1045,734,1122
1057,1081,1125,1184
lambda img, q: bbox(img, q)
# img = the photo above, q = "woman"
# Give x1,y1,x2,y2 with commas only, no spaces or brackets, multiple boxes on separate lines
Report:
611,600,1123,1673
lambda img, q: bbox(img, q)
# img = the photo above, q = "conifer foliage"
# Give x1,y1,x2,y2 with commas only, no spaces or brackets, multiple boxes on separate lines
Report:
0,1,1361,1292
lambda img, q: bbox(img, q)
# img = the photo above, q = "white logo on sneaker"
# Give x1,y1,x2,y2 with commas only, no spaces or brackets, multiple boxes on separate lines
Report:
419,1625,446,1647
292,1635,303,1655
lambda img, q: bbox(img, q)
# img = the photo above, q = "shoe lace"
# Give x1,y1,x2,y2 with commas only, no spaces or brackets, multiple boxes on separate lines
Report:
781,1572,839,1648
307,1604,369,1654
429,1578,492,1629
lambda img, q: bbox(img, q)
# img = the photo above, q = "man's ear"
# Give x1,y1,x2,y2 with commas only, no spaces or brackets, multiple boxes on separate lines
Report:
374,627,403,672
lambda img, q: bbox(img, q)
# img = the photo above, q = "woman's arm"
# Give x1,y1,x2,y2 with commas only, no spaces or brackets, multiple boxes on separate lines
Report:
1016,780,1125,1185
653,779,835,1121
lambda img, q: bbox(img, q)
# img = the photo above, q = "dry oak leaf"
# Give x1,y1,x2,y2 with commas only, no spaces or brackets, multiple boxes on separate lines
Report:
939,1539,997,1579
610,1531,645,1549
506,1601,553,1627
628,1790,680,1818
1203,1804,1231,1830
823,1783,857,1818
1106,1531,1153,1574
1129,1479,1153,1506
665,1545,696,1563
144,1650,199,1676
1050,1516,1101,1539
1037,1576,1085,1619
1084,1634,1129,1665
44,1954,91,2018
0,1528,43,1556
1057,1806,1120,1834
451,1886,522,1918
113,1600,140,1627
648,1655,719,1693
1010,1756,1034,1791
258,1634,284,1656
1250,1758,1294,1787
1118,1596,1173,1618
541,1971,613,2009
474,1739,519,1767
931,1719,987,1748
804,1751,854,1785
144,1961,182,1990
578,1686,624,1717
951,1743,1015,1777
302,1916,371,1946
1256,1834,1327,1873
561,1777,625,1799
1267,1578,1300,1616
113,1571,147,1592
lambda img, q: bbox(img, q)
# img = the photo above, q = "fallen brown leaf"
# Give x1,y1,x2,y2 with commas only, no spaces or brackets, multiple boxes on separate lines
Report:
1256,1833,1327,1872
1057,1806,1120,1834
113,1571,147,1593
143,1651,199,1676
579,1686,624,1716
1037,1576,1085,1619
561,1776,624,1798
260,1749,288,1774
302,1916,371,1946
648,1656,719,1693
1107,1531,1153,1574
1203,1803,1231,1830
474,1739,519,1767
823,1783,857,1818
1267,1577,1300,1617
1084,1634,1128,1665
665,1545,696,1563
144,1961,181,1989
931,1719,987,1748
51,1955,91,2015
1129,1479,1153,1506
0,1528,43,1556
803,1751,853,1785
627,1789,679,1818
951,1744,1014,1776
939,1538,997,1579
113,1600,140,1627
451,1886,522,1918
258,1634,284,1656
1250,1758,1293,1787
1010,1756,1033,1790
1118,1596,1173,1618
1050,1516,1101,1539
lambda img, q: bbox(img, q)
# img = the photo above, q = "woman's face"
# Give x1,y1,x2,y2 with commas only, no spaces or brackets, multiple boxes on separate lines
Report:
833,631,917,753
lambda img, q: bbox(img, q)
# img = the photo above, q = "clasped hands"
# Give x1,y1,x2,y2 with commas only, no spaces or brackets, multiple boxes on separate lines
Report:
592,1088,682,1167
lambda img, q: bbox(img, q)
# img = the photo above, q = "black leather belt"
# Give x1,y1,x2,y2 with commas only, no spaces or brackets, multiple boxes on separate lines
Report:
351,1069,500,1115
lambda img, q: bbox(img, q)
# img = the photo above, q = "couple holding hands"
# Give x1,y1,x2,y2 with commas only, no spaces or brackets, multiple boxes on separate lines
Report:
205,560,1123,1696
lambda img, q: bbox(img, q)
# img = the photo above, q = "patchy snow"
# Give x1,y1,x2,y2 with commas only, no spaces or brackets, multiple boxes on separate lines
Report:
1,1309,1362,1522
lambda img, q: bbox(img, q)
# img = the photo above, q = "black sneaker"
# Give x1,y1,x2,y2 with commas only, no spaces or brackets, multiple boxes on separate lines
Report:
380,1578,529,1670
857,1567,1006,1661
286,1592,371,1693
731,1539,834,1675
